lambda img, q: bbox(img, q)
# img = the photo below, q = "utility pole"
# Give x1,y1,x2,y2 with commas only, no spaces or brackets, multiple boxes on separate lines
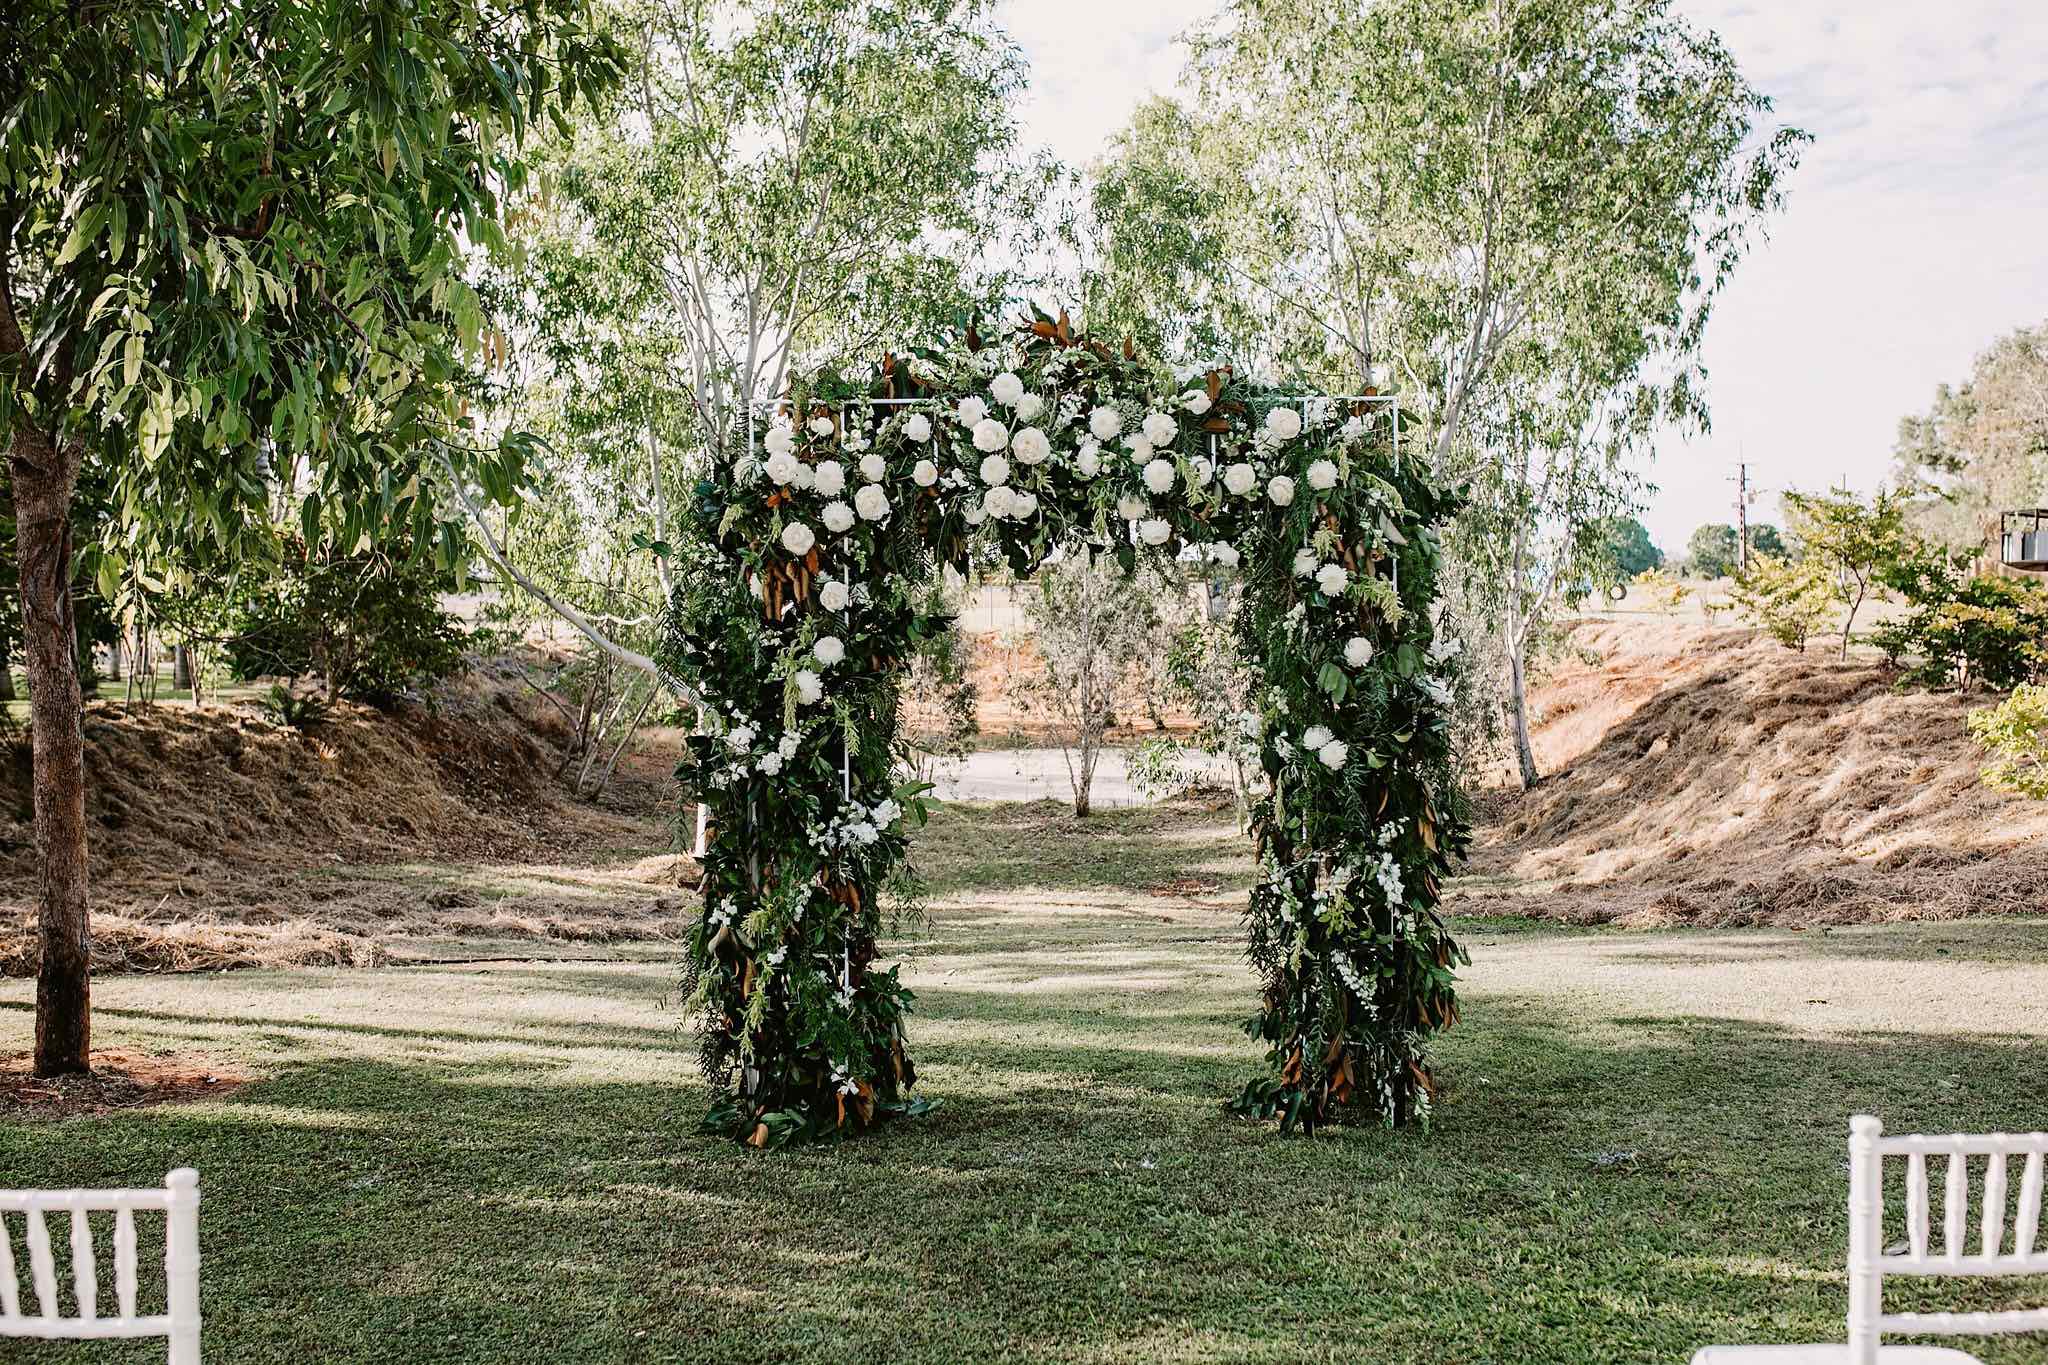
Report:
1729,460,1752,569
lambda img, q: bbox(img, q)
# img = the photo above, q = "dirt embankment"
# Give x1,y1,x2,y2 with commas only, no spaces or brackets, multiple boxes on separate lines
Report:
1459,617,2048,927
0,659,690,974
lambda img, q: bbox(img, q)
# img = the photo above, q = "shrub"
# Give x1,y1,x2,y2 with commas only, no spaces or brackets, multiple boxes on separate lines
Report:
1970,685,2048,798
1872,546,2048,690
1633,566,1691,614
1730,554,1835,652
227,545,471,705
257,683,333,732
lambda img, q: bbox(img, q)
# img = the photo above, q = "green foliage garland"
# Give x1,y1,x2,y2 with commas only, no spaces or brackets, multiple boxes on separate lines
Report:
659,317,1469,1147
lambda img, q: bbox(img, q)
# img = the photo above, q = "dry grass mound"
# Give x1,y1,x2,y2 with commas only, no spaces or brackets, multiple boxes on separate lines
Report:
1461,617,2048,927
0,658,690,974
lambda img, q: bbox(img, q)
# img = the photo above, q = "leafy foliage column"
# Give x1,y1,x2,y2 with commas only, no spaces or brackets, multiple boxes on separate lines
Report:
663,320,1468,1146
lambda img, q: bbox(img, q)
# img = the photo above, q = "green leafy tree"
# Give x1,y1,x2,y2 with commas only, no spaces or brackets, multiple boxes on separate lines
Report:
1599,516,1663,578
1874,545,2048,691
1088,0,1803,790
478,0,1031,675
1970,684,2048,799
1687,523,1741,579
1749,523,1788,558
1783,487,1914,657
1893,321,2048,550
1730,554,1834,652
0,0,620,1074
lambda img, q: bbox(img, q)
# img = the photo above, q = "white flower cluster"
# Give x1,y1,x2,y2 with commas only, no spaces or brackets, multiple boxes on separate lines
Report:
1300,724,1348,771
809,795,907,856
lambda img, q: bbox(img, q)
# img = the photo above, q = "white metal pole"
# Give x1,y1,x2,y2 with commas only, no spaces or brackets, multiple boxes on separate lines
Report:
164,1168,200,1365
1847,1115,1883,1365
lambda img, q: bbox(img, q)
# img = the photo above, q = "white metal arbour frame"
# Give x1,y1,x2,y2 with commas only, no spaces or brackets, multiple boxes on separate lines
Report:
1849,1115,2048,1359
0,1168,201,1363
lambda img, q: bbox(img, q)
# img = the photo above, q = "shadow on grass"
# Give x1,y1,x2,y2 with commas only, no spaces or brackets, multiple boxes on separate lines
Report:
4,989,2045,1364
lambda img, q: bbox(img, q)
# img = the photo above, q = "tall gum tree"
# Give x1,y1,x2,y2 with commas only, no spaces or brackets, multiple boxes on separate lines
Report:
0,0,621,1074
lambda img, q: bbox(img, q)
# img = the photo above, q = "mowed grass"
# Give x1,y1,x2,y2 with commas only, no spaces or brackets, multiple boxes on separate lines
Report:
2,799,2046,1363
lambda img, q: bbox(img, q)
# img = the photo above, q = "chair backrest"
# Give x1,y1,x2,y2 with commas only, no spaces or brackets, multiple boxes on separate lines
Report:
1848,1115,2048,1363
0,1168,200,1364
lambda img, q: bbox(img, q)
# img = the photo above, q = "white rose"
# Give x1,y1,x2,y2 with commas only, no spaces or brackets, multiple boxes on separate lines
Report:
1317,739,1349,770
979,454,1011,486
1142,412,1178,445
1138,518,1172,546
1182,390,1212,416
791,462,817,491
990,371,1025,406
1117,493,1148,521
1268,475,1296,507
1142,458,1176,495
957,396,989,426
1265,407,1303,441
1014,393,1045,422
913,459,939,487
1010,490,1039,520
854,484,890,521
972,418,1009,453
1124,436,1153,465
813,636,846,668
1316,562,1349,596
962,500,988,526
983,486,1015,518
859,453,886,482
1223,462,1256,496
821,501,855,534
1293,548,1318,577
904,413,933,442
1307,459,1339,491
1012,426,1051,465
780,521,816,556
764,451,801,486
809,415,837,438
813,460,846,496
1088,405,1123,441
1344,637,1374,668
1191,457,1214,487
795,669,823,705
1210,542,1241,567
1303,724,1334,752
821,580,850,612
1075,443,1101,478
727,724,756,752
764,425,796,458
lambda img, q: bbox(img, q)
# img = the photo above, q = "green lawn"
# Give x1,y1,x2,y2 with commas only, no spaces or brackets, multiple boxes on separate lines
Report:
3,800,2045,1363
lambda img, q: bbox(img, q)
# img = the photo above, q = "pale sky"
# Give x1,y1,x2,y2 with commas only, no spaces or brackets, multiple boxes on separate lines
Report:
997,0,2048,551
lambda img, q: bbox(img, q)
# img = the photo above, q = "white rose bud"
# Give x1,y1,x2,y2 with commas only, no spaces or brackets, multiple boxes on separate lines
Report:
1142,458,1176,495
1268,475,1296,507
1344,637,1374,668
972,418,1009,453
1224,462,1256,495
821,580,850,612
1191,457,1214,487
854,484,890,521
979,454,1011,486
1075,443,1101,478
780,521,816,556
913,459,939,487
813,460,846,496
990,371,1025,406
1088,405,1124,441
903,413,932,442
813,635,846,667
809,415,836,438
1012,427,1051,465
1183,390,1213,416
1142,412,1178,446
859,453,886,481
821,500,855,534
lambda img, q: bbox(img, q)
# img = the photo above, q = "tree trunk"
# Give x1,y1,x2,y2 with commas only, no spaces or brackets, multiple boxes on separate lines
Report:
0,642,15,701
104,635,122,681
173,643,193,690
1507,639,1540,791
8,425,91,1076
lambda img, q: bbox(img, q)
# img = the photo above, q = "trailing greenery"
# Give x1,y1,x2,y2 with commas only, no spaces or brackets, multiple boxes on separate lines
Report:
659,317,1467,1145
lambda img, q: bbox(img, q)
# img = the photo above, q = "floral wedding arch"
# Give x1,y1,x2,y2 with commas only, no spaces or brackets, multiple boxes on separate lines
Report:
660,315,1470,1147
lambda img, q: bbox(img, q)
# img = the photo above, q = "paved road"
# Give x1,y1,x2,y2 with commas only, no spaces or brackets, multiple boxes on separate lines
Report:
924,746,1236,805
